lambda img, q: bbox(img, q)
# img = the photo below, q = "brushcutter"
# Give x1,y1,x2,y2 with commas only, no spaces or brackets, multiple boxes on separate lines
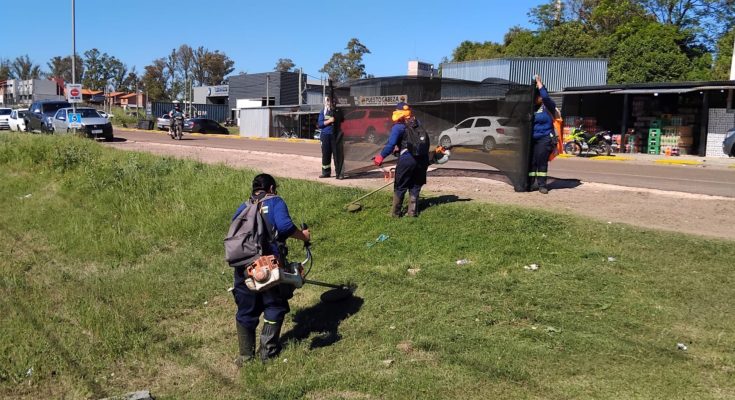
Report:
244,223,354,302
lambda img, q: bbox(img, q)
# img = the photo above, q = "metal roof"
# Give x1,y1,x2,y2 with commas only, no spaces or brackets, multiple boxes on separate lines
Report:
563,80,735,95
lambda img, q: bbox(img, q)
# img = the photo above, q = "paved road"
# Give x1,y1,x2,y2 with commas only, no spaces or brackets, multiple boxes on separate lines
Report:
112,129,735,197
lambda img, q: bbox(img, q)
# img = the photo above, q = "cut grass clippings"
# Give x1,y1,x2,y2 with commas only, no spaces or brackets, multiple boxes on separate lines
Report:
1,134,734,399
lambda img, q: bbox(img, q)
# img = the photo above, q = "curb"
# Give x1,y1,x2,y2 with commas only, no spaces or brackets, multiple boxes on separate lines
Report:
590,156,633,161
114,126,318,143
653,159,703,166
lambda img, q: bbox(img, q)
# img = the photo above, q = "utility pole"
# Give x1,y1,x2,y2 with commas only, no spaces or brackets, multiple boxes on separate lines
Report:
555,0,563,24
730,35,735,80
298,68,302,106
265,74,270,106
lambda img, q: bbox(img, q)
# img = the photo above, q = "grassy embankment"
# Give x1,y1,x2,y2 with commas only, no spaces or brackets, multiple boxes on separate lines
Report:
1,134,733,399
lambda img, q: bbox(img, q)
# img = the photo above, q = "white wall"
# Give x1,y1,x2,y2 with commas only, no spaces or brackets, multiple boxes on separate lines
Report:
238,108,271,138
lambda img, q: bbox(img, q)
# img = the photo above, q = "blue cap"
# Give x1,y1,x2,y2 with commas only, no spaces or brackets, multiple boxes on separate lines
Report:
396,102,409,110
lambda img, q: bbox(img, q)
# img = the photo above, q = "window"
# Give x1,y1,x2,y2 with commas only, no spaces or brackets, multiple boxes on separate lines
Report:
78,109,101,118
0,109,11,116
346,110,366,120
475,118,492,128
457,119,474,129
56,109,67,119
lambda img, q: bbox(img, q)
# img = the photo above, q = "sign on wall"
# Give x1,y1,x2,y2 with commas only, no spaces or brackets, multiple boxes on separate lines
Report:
207,85,229,97
357,95,408,107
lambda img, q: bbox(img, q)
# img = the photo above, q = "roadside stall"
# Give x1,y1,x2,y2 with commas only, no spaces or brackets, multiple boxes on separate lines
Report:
561,81,735,156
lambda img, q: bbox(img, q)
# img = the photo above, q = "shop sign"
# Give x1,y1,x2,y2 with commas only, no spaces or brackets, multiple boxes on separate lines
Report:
207,85,229,97
357,95,408,106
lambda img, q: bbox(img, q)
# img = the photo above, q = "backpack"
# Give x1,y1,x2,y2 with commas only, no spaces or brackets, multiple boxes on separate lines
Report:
403,119,430,156
224,194,277,268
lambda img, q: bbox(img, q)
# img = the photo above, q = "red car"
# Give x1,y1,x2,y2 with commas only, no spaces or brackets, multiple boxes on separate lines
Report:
340,108,392,143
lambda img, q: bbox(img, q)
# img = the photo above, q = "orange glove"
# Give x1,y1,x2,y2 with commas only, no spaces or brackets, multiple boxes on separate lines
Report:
373,154,384,166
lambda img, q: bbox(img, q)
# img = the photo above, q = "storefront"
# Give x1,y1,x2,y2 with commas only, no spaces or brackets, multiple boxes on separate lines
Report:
561,81,735,157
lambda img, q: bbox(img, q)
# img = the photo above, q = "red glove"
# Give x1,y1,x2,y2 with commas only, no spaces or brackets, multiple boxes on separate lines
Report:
373,154,384,166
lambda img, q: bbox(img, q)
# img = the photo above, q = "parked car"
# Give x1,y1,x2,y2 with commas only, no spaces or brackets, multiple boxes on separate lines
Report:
723,127,735,157
438,116,520,152
183,118,228,134
25,100,71,133
97,110,111,120
0,108,11,130
51,107,113,141
156,114,171,130
8,109,28,131
340,108,392,143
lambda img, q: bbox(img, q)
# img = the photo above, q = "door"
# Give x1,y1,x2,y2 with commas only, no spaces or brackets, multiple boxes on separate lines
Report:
471,117,493,144
454,118,477,146
53,109,68,131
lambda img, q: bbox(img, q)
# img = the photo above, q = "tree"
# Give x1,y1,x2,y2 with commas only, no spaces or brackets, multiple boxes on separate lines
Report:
528,0,568,29
320,38,371,83
10,55,42,80
202,50,235,85
638,0,735,42
120,68,140,93
191,46,235,86
712,28,735,79
274,58,296,72
141,58,167,101
81,49,126,91
0,59,11,81
47,55,84,83
607,22,693,83
451,40,504,62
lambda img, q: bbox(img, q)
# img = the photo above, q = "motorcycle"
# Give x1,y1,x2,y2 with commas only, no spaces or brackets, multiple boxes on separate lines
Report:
170,115,184,140
563,126,612,156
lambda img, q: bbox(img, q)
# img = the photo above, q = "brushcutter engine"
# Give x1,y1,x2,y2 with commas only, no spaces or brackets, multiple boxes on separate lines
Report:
244,246,310,292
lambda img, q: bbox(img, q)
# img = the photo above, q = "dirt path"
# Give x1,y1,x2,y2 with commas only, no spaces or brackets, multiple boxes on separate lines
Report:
109,140,735,241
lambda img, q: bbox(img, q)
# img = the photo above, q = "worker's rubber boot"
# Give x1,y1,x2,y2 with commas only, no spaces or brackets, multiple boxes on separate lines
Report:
235,322,256,368
391,193,404,218
529,177,539,192
407,195,419,217
260,320,283,362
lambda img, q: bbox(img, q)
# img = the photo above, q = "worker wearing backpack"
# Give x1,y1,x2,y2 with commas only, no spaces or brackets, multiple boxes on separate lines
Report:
373,102,430,217
230,174,311,366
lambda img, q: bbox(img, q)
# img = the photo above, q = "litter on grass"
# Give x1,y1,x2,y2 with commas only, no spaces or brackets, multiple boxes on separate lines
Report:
524,264,540,271
456,259,471,266
19,194,32,199
407,268,421,276
677,343,688,351
382,359,394,367
607,256,616,262
367,234,390,248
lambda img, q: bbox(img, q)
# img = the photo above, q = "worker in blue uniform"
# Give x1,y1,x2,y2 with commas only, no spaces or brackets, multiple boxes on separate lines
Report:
530,74,557,194
373,102,430,217
317,96,344,179
231,174,311,365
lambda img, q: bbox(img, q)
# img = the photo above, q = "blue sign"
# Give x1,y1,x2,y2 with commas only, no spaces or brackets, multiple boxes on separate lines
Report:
68,113,82,128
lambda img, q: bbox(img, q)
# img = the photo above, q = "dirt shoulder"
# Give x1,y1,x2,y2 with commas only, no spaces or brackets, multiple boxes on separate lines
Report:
108,140,735,241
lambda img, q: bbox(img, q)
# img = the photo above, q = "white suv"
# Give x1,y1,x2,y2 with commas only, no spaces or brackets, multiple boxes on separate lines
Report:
0,108,11,130
9,109,28,131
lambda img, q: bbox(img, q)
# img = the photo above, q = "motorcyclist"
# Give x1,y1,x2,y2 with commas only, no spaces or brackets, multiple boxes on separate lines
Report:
168,103,185,136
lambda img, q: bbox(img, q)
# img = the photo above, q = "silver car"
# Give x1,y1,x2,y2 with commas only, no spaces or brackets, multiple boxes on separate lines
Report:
51,107,114,141
723,128,735,157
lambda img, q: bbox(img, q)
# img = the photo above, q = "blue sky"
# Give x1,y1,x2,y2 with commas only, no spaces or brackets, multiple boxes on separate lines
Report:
3,0,542,80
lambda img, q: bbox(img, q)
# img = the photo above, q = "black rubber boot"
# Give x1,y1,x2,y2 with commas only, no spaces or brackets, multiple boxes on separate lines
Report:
260,321,283,362
391,193,404,218
529,177,539,192
407,195,419,217
235,322,256,367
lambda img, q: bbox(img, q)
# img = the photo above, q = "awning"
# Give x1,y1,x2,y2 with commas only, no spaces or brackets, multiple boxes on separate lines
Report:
612,88,697,94
561,89,618,95
691,86,735,91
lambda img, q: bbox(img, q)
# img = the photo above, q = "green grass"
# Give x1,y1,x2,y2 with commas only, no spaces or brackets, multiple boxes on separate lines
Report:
1,133,733,399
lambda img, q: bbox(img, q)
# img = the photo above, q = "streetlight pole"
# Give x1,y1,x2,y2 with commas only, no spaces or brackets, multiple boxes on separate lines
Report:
71,0,76,135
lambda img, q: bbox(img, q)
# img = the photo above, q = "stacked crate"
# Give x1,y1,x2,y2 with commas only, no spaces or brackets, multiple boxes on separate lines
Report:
648,128,661,155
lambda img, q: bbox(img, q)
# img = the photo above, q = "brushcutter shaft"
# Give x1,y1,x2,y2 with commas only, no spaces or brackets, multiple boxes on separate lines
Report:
347,180,394,205
303,279,345,289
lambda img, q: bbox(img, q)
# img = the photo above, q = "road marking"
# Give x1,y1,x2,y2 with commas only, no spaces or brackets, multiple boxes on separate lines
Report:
654,159,703,166
590,156,633,161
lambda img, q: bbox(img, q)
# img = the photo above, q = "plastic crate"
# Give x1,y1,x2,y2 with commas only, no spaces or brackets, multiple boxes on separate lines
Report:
650,120,662,129
648,128,661,137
